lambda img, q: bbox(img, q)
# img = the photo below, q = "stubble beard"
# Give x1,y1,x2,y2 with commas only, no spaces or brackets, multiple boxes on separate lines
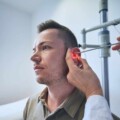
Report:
36,67,68,86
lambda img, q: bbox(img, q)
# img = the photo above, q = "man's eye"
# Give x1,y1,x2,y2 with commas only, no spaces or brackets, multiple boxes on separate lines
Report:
42,45,51,50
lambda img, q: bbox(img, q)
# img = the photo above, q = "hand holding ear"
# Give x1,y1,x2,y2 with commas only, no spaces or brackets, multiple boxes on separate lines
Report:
66,48,103,99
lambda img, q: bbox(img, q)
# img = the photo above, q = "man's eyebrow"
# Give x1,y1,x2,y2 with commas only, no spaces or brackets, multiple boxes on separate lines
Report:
38,41,53,46
32,41,53,51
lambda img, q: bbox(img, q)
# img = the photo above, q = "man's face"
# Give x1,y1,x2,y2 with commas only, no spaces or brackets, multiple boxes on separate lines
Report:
31,29,68,85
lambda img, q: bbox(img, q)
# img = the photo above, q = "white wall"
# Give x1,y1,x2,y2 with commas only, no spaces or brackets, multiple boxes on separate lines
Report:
0,2,40,105
32,0,120,117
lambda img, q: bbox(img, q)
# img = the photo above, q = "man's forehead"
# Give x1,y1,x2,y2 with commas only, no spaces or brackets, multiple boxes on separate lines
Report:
33,29,64,47
33,35,56,46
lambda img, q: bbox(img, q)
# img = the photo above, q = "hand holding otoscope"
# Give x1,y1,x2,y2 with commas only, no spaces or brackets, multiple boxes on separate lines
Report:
66,36,120,98
66,48,103,99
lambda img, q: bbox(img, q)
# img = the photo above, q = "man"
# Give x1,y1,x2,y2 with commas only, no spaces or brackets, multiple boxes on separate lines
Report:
23,20,119,120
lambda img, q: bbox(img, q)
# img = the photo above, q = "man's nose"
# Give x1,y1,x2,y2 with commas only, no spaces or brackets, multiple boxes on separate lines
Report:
30,52,41,64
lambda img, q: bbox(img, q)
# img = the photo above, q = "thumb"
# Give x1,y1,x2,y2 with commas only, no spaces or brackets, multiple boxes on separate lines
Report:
80,58,90,69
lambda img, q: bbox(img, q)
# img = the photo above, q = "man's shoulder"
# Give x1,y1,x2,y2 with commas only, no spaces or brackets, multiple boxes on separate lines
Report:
23,89,46,120
30,91,42,99
28,92,41,102
28,87,47,104
25,92,41,110
25,89,45,114
28,91,43,103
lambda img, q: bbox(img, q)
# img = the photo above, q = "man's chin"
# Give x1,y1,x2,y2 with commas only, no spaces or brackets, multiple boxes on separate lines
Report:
36,76,47,84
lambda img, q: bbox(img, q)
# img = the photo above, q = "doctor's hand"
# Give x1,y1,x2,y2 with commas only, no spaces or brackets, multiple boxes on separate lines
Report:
112,36,120,50
66,49,103,99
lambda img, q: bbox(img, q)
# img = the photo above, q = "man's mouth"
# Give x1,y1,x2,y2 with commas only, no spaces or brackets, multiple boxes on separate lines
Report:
34,65,44,73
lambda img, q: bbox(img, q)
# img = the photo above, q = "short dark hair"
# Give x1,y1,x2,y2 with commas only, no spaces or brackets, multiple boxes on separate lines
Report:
37,20,78,48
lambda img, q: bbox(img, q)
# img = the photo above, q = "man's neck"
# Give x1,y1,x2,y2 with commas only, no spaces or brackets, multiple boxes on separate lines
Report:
46,81,75,112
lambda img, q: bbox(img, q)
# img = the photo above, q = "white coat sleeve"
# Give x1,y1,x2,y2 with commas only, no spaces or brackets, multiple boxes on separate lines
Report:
83,95,113,120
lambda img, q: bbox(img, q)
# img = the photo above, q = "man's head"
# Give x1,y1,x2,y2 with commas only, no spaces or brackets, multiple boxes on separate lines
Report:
37,20,78,49
31,20,78,86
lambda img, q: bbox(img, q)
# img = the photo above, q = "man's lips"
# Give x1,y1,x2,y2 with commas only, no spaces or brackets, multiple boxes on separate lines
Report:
34,65,44,71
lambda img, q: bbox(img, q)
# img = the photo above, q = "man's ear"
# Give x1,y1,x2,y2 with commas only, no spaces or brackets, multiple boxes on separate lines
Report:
70,48,82,67
71,48,81,57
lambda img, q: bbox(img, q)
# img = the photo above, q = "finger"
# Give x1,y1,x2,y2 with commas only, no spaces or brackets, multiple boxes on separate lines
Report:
112,37,120,50
80,58,91,69
112,43,120,50
112,45,120,50
117,36,120,41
